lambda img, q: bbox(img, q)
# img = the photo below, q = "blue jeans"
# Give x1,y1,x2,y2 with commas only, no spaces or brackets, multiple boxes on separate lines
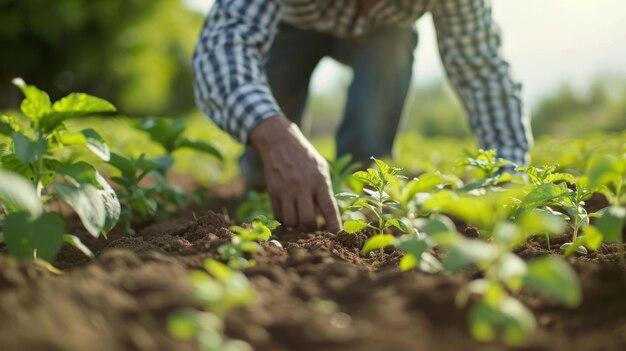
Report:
241,23,417,190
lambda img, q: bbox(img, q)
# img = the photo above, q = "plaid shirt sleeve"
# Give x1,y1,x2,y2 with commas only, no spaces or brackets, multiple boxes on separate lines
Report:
192,0,284,143
432,0,533,167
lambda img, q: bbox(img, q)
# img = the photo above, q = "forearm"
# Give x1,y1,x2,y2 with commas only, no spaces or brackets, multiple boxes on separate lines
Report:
192,0,284,143
433,0,533,166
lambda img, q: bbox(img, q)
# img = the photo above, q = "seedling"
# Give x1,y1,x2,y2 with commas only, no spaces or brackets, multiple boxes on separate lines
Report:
108,117,223,236
418,214,578,345
220,215,280,269
456,149,514,191
337,158,412,257
235,190,273,223
570,156,626,262
168,259,255,351
134,117,222,161
327,154,362,194
0,79,120,260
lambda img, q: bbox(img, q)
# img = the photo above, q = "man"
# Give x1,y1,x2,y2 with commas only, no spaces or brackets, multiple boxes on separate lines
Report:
192,0,533,232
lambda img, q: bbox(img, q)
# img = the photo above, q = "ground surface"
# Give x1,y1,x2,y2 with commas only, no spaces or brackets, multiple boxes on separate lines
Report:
1,187,626,351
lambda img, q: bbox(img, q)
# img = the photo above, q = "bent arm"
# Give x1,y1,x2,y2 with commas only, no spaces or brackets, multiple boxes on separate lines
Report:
193,0,284,143
432,0,533,167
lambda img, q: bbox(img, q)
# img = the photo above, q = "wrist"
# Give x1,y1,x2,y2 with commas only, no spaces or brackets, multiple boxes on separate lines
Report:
249,116,293,153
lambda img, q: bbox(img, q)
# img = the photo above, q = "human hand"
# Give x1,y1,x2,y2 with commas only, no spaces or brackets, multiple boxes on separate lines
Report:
249,116,342,232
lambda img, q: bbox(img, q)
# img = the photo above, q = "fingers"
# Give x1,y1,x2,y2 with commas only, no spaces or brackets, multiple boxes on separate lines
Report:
314,184,342,233
297,194,317,230
270,195,283,223
281,197,298,228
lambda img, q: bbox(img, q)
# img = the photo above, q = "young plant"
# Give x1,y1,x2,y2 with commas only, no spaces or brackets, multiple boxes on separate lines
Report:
570,155,626,262
457,149,515,191
108,117,224,235
417,214,579,346
168,259,255,351
220,215,280,269
235,190,273,223
327,154,362,194
107,152,169,235
0,79,120,260
513,166,591,253
338,158,412,257
134,117,222,161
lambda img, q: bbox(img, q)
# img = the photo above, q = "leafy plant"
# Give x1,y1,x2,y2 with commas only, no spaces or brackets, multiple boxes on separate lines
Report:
168,259,255,351
107,117,223,235
220,215,280,269
0,79,120,260
327,154,362,194
415,214,578,345
456,149,514,191
235,190,273,223
574,155,626,262
337,158,412,257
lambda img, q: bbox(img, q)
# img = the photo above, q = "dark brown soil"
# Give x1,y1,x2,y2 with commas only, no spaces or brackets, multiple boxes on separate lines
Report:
1,191,626,351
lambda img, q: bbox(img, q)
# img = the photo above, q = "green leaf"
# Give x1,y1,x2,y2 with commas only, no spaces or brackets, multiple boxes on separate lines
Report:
495,253,528,292
385,218,411,233
53,92,116,116
564,226,603,255
520,183,571,210
63,234,95,259
96,172,121,233
177,138,223,161
361,234,395,255
399,254,417,271
469,298,536,345
4,211,66,260
395,235,442,273
135,117,185,153
253,215,281,230
443,238,499,272
12,78,52,120
335,192,359,201
595,206,626,243
402,173,447,202
0,170,42,217
56,184,105,238
353,169,381,187
57,161,100,188
56,175,120,238
420,215,458,236
586,156,621,190
516,209,566,236
523,257,581,307
108,152,136,180
343,219,368,234
81,128,110,161
168,311,200,340
12,131,47,163
0,119,14,136
37,93,116,133
395,235,430,258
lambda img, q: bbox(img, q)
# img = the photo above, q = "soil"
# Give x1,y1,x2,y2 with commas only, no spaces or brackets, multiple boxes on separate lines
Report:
1,183,626,351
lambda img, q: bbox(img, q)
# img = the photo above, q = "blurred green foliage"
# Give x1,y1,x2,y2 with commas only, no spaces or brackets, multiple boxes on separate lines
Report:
0,0,203,115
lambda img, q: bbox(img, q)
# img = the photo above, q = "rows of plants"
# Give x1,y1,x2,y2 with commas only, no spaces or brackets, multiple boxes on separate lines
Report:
2,82,626,349
0,80,222,258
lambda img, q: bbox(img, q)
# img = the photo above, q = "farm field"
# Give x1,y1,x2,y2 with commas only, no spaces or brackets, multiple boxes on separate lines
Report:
1,84,626,351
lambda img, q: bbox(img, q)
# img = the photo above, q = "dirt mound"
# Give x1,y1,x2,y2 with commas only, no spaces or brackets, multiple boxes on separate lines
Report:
1,210,625,351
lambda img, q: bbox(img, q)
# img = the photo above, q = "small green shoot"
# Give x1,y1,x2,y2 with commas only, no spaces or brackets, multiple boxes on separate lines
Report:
221,216,280,269
168,259,255,351
338,158,412,258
